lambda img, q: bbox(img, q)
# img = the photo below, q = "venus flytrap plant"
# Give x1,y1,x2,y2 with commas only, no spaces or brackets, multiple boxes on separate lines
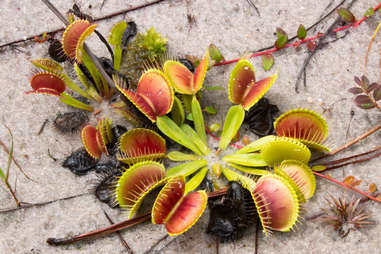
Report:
218,59,278,151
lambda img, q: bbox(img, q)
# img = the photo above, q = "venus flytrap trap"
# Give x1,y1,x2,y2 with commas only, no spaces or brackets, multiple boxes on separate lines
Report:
218,59,278,151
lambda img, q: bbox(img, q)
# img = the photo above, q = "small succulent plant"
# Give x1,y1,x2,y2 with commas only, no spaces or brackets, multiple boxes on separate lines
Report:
320,195,373,237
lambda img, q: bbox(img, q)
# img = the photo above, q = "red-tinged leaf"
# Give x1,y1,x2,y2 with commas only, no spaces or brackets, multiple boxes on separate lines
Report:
337,8,356,23
351,179,362,187
369,183,377,193
354,76,362,87
364,8,375,17
354,95,375,109
275,28,288,49
367,82,379,92
306,41,316,52
137,70,173,117
297,24,307,40
118,128,166,164
262,54,274,71
81,125,103,159
165,190,207,235
343,175,355,185
373,85,381,101
348,87,363,94
152,176,185,224
361,75,369,89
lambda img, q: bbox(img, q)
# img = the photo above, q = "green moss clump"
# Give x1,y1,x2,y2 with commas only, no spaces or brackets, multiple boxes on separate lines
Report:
119,28,167,88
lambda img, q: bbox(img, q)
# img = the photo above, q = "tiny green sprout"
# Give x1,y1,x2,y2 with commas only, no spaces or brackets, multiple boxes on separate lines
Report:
364,8,375,17
262,54,274,71
297,24,307,40
209,43,225,64
204,106,217,114
337,8,356,23
209,123,221,133
275,27,288,49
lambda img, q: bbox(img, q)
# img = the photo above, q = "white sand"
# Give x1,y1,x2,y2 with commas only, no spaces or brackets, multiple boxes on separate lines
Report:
0,0,380,253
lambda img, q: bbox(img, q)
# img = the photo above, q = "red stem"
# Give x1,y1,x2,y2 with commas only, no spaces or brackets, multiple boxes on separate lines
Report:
313,171,381,203
214,2,381,67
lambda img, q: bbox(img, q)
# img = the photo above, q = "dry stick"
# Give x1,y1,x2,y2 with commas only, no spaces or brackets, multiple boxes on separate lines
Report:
47,190,227,247
295,0,358,93
0,139,35,183
312,123,381,162
4,180,20,207
313,171,381,203
37,119,49,135
246,0,260,17
0,0,166,50
103,210,134,254
254,220,259,254
47,212,151,246
319,145,381,166
320,151,381,171
0,193,89,213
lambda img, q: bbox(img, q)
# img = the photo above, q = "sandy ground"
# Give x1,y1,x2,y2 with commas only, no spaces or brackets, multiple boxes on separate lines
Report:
0,0,380,253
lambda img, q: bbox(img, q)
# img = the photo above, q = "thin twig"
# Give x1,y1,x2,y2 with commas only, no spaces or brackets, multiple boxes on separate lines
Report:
295,0,358,92
0,193,89,213
37,119,49,135
103,210,134,254
319,145,381,166
319,151,381,171
0,136,36,183
254,220,259,254
246,0,260,17
329,123,381,156
47,212,151,246
313,171,381,203
0,0,167,50
4,180,20,207
312,123,381,162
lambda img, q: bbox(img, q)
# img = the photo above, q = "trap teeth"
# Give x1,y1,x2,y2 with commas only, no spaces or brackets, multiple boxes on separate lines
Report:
117,128,166,164
275,160,316,203
274,108,329,152
114,69,173,122
260,136,311,166
228,59,277,110
251,174,300,234
29,72,66,96
152,176,208,235
164,50,209,95
115,161,166,218
62,19,97,62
